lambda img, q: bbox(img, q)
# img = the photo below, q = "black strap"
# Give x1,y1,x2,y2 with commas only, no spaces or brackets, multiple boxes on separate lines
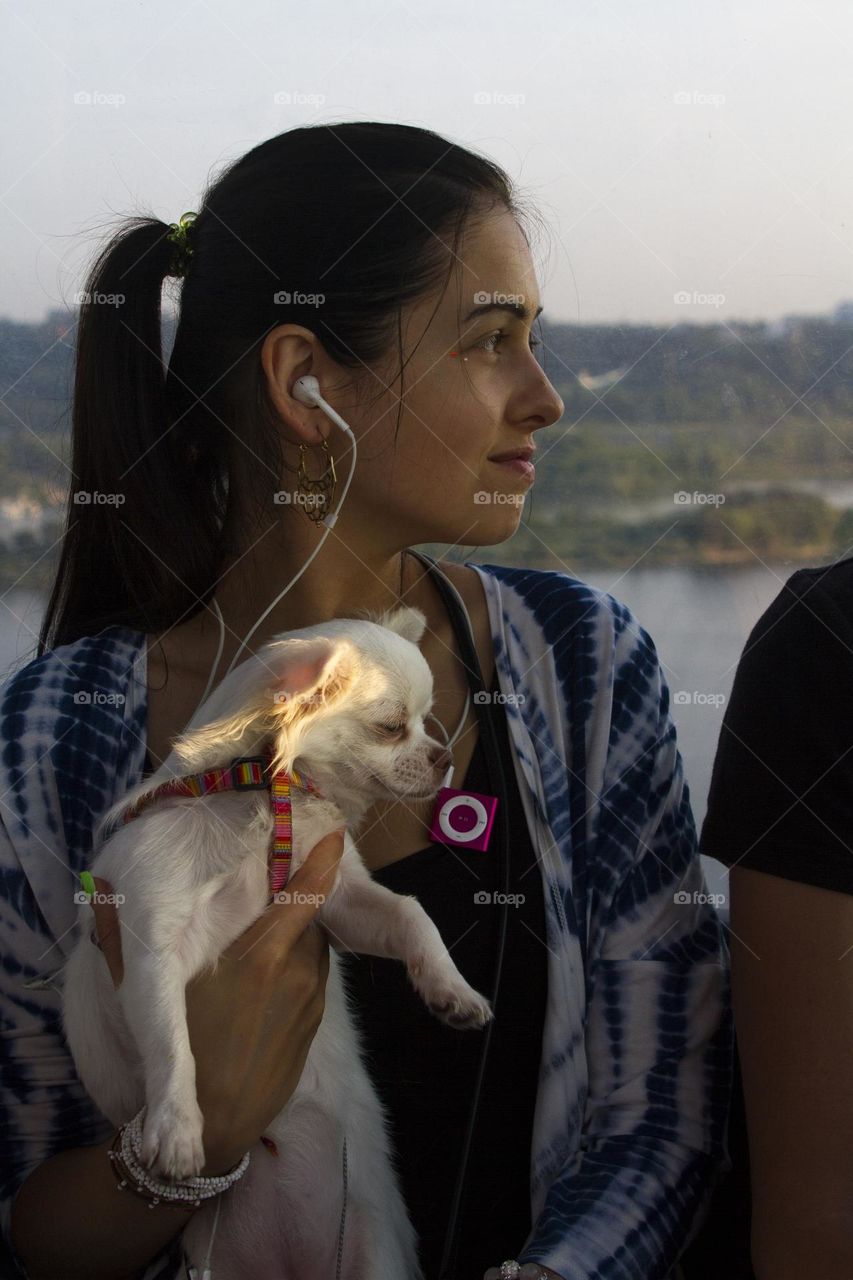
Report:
406,550,487,695
405,549,512,1280
405,550,504,790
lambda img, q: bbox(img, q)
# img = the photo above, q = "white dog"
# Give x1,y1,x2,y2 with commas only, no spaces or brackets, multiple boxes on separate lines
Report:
61,605,494,1280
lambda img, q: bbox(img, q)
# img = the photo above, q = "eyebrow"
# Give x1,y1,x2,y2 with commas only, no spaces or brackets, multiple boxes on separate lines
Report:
463,300,544,324
380,700,408,719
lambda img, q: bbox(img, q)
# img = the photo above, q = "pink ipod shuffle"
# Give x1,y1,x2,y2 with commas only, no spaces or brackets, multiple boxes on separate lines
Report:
428,786,499,852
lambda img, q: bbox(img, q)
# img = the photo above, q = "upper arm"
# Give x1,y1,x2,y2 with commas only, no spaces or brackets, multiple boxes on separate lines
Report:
731,865,853,1272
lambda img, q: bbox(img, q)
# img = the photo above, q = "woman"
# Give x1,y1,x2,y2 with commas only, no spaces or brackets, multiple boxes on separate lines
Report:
700,555,853,1279
0,121,732,1280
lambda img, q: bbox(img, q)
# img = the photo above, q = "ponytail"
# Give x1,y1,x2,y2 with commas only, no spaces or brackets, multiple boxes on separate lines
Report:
37,218,226,654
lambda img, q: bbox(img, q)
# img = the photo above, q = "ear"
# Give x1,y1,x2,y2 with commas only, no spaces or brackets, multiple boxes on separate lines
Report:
266,635,356,726
173,636,354,768
377,605,427,646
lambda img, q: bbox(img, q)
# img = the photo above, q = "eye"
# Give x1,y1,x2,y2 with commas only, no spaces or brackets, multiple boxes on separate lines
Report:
374,721,405,735
477,329,542,355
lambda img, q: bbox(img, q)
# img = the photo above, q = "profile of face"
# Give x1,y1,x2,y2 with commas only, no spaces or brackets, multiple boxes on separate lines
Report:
263,205,566,551
348,205,566,547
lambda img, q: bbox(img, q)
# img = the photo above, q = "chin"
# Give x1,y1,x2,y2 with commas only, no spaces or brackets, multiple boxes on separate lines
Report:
368,773,439,802
363,770,395,798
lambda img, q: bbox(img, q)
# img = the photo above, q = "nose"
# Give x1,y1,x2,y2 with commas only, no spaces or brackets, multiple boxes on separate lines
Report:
533,368,565,429
429,743,451,772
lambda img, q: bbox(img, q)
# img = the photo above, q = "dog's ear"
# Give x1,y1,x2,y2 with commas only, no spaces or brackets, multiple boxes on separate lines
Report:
377,605,427,646
173,636,354,768
266,636,355,728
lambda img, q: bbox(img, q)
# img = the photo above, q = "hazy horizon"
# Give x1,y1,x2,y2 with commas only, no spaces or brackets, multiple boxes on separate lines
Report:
4,300,853,333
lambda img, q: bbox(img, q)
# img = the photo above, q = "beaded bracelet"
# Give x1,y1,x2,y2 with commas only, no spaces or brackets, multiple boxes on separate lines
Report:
484,1263,550,1280
108,1107,251,1209
108,1130,196,1211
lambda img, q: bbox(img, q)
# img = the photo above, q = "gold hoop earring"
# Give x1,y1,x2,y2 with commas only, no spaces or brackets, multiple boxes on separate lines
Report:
296,439,337,524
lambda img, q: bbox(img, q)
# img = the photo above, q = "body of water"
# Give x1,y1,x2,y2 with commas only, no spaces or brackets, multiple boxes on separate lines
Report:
1,565,795,900
579,563,794,898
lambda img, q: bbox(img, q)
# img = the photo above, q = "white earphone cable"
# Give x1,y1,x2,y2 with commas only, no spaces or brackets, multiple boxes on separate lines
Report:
196,1189,222,1280
429,690,471,790
189,377,357,723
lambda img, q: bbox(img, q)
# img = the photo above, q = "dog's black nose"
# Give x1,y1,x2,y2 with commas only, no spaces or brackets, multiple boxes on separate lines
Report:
429,744,451,772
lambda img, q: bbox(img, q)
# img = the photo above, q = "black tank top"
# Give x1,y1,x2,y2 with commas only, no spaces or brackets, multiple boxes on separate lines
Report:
338,666,548,1278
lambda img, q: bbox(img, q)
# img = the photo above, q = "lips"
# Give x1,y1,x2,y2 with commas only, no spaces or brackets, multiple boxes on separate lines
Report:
488,446,536,462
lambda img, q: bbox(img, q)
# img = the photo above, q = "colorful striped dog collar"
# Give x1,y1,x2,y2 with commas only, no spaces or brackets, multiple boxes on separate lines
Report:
120,748,322,897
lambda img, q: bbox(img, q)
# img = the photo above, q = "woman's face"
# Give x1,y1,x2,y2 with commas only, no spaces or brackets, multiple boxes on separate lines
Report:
344,205,565,550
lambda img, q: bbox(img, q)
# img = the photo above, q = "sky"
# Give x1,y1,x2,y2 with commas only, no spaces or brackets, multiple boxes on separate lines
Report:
2,0,852,327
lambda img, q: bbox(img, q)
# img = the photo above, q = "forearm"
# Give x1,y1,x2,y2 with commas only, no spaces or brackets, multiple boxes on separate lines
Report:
10,1129,207,1280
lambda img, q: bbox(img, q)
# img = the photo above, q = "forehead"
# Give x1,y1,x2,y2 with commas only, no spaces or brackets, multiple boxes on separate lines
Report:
394,206,540,355
448,207,541,319
347,644,433,712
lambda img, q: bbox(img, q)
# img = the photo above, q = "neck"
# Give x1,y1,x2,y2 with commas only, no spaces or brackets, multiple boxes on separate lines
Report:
204,538,420,659
287,759,377,830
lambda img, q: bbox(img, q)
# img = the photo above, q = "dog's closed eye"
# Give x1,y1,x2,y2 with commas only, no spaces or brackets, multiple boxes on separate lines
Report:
373,720,407,737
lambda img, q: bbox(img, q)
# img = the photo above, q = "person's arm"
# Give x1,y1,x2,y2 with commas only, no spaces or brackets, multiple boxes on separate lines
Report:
730,867,853,1279
517,610,733,1280
698,565,853,1276
10,1127,221,1280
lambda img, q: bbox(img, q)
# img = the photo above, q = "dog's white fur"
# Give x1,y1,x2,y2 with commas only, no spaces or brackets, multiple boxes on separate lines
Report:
61,605,493,1279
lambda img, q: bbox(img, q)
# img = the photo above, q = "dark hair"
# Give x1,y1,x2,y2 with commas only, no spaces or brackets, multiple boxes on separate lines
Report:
37,121,535,656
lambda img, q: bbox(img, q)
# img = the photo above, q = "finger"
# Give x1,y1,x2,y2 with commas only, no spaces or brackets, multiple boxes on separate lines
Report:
90,876,123,990
270,827,346,931
294,918,330,970
225,828,346,959
289,828,346,899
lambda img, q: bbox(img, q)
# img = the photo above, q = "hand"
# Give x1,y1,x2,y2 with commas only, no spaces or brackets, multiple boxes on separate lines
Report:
88,826,347,1174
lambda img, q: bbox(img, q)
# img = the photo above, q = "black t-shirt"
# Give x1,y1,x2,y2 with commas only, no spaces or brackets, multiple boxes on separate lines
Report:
682,556,853,1280
700,553,853,896
338,666,548,1279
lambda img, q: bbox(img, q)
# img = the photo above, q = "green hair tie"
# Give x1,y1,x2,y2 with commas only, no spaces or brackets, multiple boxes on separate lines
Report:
166,210,198,279
78,870,96,900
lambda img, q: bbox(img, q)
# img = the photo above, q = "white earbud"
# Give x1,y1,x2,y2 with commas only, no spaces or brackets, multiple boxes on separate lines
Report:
291,376,356,450
293,375,322,407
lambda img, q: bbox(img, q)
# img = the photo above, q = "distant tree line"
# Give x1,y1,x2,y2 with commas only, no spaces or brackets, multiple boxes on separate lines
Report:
3,307,853,577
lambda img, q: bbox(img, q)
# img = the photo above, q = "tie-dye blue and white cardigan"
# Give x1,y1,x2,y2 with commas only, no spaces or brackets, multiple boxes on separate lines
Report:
0,561,733,1280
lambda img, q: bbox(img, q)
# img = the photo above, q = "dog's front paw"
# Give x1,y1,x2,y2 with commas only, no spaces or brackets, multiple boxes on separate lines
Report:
418,973,494,1030
140,1095,206,1180
404,918,494,1028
